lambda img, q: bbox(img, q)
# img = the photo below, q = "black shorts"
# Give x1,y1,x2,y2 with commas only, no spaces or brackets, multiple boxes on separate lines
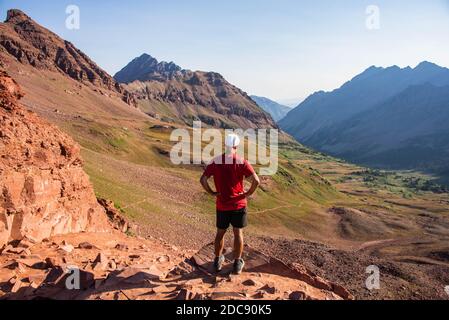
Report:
216,208,248,230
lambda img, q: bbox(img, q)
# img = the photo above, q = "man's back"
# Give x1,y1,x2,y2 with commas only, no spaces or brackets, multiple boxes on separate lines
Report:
204,154,255,211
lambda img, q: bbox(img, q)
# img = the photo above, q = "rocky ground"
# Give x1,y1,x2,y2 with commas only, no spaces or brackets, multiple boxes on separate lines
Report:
0,232,350,300
253,236,449,300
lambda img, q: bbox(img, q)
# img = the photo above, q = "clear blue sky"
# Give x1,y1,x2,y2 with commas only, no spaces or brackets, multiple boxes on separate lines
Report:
2,0,449,104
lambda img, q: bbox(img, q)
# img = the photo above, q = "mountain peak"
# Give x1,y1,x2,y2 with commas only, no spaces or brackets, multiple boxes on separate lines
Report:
385,65,401,71
352,65,383,82
364,65,382,72
114,53,182,83
5,9,31,24
414,61,441,70
139,53,153,59
134,53,157,63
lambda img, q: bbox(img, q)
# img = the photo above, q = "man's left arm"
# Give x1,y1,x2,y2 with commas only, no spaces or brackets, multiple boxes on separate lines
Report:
200,174,219,196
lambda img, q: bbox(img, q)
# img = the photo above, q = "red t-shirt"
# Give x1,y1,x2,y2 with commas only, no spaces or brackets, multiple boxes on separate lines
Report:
204,154,255,211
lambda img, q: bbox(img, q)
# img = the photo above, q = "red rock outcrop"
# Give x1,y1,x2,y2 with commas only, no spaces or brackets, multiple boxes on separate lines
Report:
97,198,130,233
0,70,111,246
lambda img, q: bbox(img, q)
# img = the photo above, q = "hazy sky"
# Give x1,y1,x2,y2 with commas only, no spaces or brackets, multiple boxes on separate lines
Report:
2,0,449,104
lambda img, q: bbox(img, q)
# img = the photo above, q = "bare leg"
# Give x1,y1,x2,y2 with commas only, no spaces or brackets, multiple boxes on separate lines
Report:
214,229,227,257
233,228,244,260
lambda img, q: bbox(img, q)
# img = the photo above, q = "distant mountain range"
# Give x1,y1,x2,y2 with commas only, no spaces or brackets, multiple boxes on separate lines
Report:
250,96,291,122
277,97,305,108
114,54,276,129
280,61,449,177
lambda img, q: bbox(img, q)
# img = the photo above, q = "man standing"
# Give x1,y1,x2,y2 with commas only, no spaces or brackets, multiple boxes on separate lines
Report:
200,134,261,274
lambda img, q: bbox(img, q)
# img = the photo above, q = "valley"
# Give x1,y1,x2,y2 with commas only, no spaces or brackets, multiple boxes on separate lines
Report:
250,96,291,122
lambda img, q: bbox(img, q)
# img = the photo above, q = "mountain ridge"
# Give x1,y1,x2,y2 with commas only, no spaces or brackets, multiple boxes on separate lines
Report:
0,9,136,106
280,61,449,177
294,61,449,108
250,95,291,122
115,53,276,129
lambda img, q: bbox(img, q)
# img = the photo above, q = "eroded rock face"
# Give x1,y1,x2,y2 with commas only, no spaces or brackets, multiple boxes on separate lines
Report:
97,198,130,233
0,70,111,246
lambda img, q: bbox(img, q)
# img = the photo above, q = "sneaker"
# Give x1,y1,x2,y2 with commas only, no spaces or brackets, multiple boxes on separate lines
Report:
214,255,225,272
233,259,245,275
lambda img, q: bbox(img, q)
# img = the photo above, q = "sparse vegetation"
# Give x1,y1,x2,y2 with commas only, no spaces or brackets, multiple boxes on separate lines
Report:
403,177,449,194
274,166,298,187
107,137,127,150
114,202,126,214
353,169,449,195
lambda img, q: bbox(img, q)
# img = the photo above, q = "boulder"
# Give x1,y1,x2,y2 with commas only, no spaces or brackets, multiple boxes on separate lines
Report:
78,242,97,250
43,266,94,290
176,288,196,300
289,291,307,300
242,279,261,287
260,284,277,294
92,253,109,271
115,243,129,251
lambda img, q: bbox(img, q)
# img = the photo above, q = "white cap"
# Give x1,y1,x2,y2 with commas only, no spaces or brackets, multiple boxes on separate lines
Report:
225,133,241,148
